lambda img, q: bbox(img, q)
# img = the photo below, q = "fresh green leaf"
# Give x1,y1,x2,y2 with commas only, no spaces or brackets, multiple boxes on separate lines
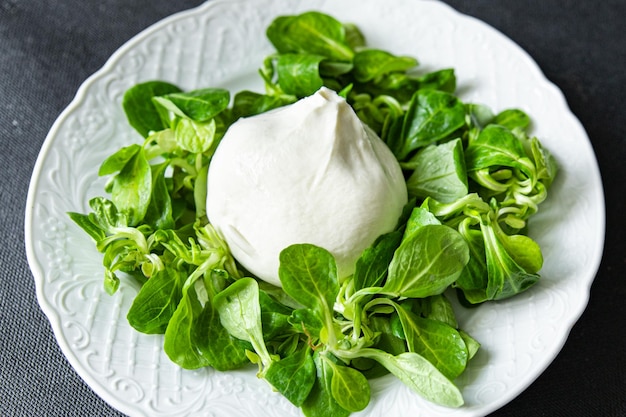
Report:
369,315,408,357
329,361,370,412
454,218,489,304
213,278,273,367
394,306,468,380
481,216,540,300
163,279,212,369
88,197,127,230
110,146,152,226
276,53,325,98
353,231,402,291
174,117,217,154
530,136,558,186
164,277,249,370
213,278,261,341
266,12,354,62
144,162,174,230
383,225,469,298
352,49,417,83
67,212,106,242
405,138,468,203
98,144,142,176
279,244,339,318
122,81,182,137
265,347,316,407
163,88,230,122
193,164,208,220
415,68,456,93
103,269,120,295
259,290,293,341
289,308,324,340
402,207,441,241
465,124,534,177
197,302,251,371
500,233,543,274
127,267,183,334
420,293,458,328
362,349,464,407
302,352,350,417
460,330,481,360
397,89,466,159
342,23,365,50
230,90,293,120
466,103,495,130
493,108,530,131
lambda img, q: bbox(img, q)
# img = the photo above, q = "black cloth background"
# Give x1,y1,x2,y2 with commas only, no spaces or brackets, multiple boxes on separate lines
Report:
1,1,624,416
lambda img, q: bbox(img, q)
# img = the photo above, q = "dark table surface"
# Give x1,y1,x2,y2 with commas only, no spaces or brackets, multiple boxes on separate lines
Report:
2,1,624,416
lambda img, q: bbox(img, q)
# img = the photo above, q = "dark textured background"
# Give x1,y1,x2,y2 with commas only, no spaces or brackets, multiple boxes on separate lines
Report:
1,1,624,416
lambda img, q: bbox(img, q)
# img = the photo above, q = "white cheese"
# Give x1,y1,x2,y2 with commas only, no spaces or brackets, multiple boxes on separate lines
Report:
206,87,408,287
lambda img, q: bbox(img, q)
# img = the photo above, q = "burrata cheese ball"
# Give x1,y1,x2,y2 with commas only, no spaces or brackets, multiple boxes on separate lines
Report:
206,87,407,287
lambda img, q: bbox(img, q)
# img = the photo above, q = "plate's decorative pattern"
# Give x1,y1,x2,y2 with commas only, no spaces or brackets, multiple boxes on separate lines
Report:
25,0,604,416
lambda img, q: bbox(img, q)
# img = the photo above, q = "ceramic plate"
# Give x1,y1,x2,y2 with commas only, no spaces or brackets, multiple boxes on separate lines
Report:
25,0,605,416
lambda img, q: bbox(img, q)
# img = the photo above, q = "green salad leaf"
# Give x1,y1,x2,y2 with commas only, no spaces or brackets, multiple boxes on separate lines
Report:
265,346,316,407
382,225,470,298
122,81,182,137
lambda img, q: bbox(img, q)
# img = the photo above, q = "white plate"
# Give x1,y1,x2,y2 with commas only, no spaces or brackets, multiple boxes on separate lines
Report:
25,0,605,416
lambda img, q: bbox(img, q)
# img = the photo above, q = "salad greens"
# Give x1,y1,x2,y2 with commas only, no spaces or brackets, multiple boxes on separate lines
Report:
68,11,557,416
